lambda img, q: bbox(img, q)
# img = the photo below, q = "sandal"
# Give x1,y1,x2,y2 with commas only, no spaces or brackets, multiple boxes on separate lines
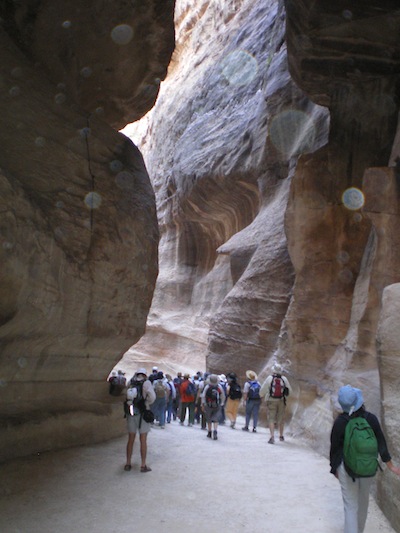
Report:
140,465,152,473
124,465,132,471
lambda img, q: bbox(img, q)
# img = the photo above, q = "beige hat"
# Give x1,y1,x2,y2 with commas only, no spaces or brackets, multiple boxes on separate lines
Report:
136,368,147,377
246,370,258,381
184,373,190,379
209,374,219,385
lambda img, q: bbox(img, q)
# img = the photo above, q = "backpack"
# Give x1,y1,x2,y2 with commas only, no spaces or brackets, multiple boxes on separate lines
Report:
109,374,126,397
205,385,221,408
247,381,260,400
229,381,242,400
343,416,379,478
185,380,197,398
124,380,146,416
154,380,166,399
269,375,285,399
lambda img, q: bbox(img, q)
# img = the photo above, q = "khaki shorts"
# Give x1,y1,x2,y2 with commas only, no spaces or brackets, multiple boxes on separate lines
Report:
266,398,285,424
127,413,151,434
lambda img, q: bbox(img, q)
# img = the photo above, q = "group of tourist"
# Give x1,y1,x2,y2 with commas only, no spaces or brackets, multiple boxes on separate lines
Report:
119,363,292,472
111,363,400,533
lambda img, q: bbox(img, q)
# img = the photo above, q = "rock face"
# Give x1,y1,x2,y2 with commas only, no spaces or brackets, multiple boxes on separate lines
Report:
0,1,175,460
121,1,400,528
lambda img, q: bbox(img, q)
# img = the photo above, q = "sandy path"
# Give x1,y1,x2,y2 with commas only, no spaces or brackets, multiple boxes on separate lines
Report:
0,416,395,533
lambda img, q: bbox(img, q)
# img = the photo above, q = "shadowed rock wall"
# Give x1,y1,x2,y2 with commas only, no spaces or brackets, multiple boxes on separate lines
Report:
0,1,175,461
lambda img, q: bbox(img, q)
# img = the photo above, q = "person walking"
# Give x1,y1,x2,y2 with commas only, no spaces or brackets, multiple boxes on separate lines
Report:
124,368,156,473
225,372,242,429
152,371,169,428
260,363,291,443
179,373,196,426
201,374,225,440
330,384,400,533
242,370,261,432
165,374,176,424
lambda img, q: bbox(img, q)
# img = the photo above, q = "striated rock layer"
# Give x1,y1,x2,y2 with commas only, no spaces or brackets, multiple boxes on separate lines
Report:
0,1,175,461
122,1,400,528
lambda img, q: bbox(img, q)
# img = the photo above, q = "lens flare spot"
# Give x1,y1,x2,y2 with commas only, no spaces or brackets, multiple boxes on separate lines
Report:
35,137,46,147
110,160,124,173
84,192,102,210
342,10,353,20
337,251,350,264
221,50,258,86
62,20,72,29
9,86,20,97
80,66,92,78
55,93,66,104
18,357,27,368
269,109,316,158
342,187,364,210
111,24,134,45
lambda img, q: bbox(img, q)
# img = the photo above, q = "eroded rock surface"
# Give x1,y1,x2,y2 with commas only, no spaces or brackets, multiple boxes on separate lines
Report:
0,1,175,460
121,1,400,529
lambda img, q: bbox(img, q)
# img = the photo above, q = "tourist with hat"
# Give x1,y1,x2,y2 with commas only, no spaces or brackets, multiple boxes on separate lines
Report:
330,385,400,532
201,374,226,440
124,368,156,473
260,362,291,443
225,372,242,429
242,370,261,432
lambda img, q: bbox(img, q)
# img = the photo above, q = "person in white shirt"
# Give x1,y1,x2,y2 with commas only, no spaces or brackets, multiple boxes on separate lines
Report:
260,363,291,444
125,368,156,472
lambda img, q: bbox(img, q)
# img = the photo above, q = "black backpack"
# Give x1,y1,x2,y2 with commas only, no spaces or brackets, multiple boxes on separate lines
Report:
205,385,221,408
124,380,145,417
229,381,242,400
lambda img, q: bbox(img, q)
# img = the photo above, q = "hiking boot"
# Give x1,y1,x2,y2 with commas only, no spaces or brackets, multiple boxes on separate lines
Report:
268,437,275,444
207,431,212,438
242,427,249,432
213,430,218,440
252,428,257,433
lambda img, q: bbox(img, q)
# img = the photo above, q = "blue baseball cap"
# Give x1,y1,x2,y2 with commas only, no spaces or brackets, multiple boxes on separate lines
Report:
338,385,364,415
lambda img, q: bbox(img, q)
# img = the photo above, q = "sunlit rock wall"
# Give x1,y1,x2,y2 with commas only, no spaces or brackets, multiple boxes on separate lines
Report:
121,0,328,378
122,1,400,528
0,0,175,461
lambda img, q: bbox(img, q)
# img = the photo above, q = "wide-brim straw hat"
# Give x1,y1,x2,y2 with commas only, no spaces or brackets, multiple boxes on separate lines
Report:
246,370,258,381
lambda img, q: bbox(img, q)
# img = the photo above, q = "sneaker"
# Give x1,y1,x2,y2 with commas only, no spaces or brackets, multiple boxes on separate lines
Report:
230,422,235,429
268,437,275,444
242,427,249,432
213,430,218,440
279,436,285,441
179,422,184,426
252,428,257,433
207,431,212,438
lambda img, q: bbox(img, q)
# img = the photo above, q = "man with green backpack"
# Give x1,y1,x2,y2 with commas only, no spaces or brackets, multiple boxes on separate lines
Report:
330,385,400,533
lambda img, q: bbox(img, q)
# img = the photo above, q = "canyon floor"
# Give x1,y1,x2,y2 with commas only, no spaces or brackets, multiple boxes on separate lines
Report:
0,415,395,533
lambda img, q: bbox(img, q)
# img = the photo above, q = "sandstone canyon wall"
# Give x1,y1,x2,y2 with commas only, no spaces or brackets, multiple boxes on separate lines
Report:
0,0,175,461
121,1,400,529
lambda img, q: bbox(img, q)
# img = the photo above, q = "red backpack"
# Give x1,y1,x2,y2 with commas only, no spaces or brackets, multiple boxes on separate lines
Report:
269,375,285,399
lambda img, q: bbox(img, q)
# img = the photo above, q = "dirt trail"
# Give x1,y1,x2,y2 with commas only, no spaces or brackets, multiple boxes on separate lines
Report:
0,416,395,533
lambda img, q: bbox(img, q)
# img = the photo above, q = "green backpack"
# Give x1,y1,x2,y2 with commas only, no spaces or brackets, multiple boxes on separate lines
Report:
343,416,379,477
